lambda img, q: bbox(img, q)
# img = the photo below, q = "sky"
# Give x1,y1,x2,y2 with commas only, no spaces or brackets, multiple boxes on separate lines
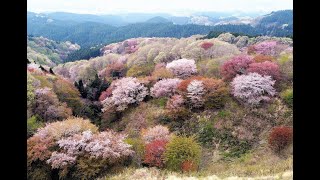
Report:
27,0,293,15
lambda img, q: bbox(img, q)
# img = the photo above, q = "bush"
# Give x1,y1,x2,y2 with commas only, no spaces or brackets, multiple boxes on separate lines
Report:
268,126,293,153
27,115,44,138
163,136,201,171
231,73,276,106
177,76,205,92
125,138,146,167
101,77,148,111
166,59,197,78
280,88,293,108
141,125,171,144
143,140,168,168
204,87,229,109
247,61,281,81
197,121,215,147
181,160,198,173
104,62,126,78
150,78,182,98
221,55,253,81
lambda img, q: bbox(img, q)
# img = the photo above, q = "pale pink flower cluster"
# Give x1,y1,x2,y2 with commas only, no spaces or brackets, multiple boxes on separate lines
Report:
102,77,148,111
56,130,133,159
187,80,205,108
254,41,277,56
150,78,182,98
142,125,171,144
231,73,276,106
166,95,185,110
166,59,197,78
46,152,76,169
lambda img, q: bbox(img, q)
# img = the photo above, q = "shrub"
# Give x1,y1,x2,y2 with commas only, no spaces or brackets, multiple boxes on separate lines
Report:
143,140,168,168
231,73,276,106
197,121,215,147
150,78,182,98
141,125,171,144
27,115,44,138
101,77,148,111
187,80,205,108
204,87,229,109
166,59,197,78
280,88,293,108
125,138,146,167
221,55,253,81
268,126,293,153
253,54,275,63
163,136,201,171
247,61,281,81
200,42,214,50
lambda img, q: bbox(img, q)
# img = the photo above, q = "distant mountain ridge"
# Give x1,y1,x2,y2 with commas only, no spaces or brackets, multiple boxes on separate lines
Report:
27,10,292,47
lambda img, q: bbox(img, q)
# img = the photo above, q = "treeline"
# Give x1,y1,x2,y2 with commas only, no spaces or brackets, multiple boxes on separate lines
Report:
28,21,292,48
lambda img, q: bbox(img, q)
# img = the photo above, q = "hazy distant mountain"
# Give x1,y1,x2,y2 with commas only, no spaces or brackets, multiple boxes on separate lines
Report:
145,16,171,23
27,10,292,47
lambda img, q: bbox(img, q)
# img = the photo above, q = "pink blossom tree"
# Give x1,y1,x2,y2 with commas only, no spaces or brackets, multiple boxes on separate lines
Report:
253,41,277,56
101,77,148,111
187,80,205,108
221,55,253,81
141,125,171,144
166,59,197,78
150,78,182,98
231,73,276,106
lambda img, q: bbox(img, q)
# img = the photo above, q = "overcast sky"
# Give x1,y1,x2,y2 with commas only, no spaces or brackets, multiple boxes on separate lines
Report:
27,0,293,15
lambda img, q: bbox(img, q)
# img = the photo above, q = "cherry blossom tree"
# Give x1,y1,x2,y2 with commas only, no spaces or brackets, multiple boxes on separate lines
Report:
231,73,276,106
150,78,182,98
141,125,171,144
166,59,197,78
101,77,148,111
187,80,205,108
221,55,253,81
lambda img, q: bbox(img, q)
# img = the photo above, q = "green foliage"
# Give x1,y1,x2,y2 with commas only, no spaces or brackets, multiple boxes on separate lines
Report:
280,88,293,108
72,156,109,180
197,121,215,147
126,63,155,77
149,97,168,108
215,130,252,160
65,45,102,62
27,73,36,107
27,115,44,138
125,138,146,167
204,87,229,109
164,136,201,171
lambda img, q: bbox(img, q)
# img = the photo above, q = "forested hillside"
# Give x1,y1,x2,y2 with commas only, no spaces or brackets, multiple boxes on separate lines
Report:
27,33,293,179
27,10,293,47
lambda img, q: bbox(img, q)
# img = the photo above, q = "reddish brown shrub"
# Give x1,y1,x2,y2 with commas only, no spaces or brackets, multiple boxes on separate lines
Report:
177,76,205,92
247,45,256,55
200,42,214,50
253,54,275,63
104,62,126,78
268,126,293,153
220,55,253,81
181,160,197,172
143,139,168,168
247,61,281,81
